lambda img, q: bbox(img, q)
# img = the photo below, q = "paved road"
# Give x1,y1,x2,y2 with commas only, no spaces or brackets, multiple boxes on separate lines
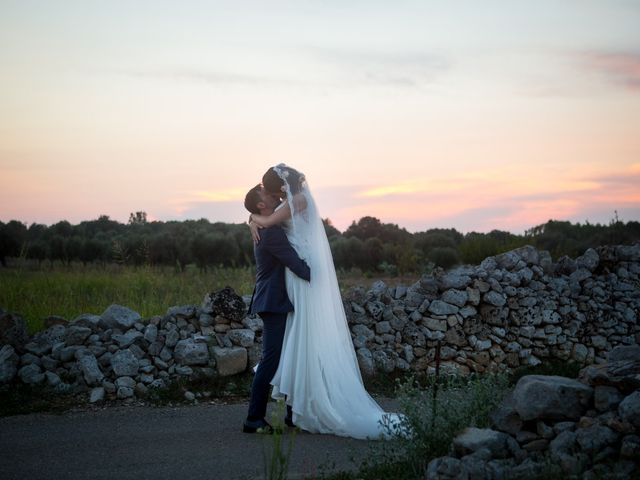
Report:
0,399,397,480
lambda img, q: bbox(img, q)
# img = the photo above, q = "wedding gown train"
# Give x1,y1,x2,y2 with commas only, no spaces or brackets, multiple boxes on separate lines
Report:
268,165,404,440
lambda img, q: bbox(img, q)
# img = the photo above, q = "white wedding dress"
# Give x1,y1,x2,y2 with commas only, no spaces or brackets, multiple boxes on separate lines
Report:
268,165,404,440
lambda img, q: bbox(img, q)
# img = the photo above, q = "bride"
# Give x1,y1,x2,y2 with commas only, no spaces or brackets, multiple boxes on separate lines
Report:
248,164,403,440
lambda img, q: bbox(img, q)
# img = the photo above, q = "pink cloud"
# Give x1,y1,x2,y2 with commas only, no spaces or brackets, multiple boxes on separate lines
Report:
584,51,640,90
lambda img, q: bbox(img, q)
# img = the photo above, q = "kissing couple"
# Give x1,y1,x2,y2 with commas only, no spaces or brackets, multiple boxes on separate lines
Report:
242,164,403,439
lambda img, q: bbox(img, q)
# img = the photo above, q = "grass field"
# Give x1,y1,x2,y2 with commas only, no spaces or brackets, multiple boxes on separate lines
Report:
0,263,255,334
0,261,420,334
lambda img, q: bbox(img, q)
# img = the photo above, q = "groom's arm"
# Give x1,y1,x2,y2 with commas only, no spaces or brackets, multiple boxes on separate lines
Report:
262,228,311,282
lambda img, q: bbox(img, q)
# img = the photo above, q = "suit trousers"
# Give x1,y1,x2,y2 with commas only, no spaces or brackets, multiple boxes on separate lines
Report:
247,311,287,421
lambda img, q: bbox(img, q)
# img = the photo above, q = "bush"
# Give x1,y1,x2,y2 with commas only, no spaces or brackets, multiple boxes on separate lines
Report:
427,247,459,269
351,373,511,480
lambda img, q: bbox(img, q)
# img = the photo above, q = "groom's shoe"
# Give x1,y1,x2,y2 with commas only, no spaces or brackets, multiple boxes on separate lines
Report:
243,418,274,434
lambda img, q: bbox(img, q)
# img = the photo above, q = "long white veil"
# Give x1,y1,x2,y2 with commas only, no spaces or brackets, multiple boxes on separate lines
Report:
270,164,402,439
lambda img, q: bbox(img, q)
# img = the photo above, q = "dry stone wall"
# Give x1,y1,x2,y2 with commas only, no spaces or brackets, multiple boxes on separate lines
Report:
346,244,639,377
0,244,638,404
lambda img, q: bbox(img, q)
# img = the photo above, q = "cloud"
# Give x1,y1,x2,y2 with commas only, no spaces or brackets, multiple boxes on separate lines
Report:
582,51,640,91
325,164,640,233
117,68,291,87
309,47,450,87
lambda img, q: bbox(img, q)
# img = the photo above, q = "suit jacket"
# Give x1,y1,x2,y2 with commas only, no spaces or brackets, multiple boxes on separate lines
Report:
249,225,310,315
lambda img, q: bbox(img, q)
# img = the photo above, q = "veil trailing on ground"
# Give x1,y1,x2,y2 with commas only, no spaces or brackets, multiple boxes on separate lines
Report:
270,163,404,439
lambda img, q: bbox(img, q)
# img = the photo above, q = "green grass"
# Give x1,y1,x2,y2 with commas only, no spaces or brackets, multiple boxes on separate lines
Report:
0,263,255,334
0,262,419,334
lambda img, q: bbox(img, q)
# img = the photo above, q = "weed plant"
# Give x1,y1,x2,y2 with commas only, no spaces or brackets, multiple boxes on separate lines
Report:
263,400,296,480
331,373,511,480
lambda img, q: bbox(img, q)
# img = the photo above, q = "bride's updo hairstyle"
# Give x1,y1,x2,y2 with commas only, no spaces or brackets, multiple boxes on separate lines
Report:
262,165,304,196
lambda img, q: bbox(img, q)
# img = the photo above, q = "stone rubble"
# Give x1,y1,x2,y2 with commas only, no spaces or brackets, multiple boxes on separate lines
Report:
425,345,640,479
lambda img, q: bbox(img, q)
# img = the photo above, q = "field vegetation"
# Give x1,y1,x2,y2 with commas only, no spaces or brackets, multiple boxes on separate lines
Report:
1,211,639,333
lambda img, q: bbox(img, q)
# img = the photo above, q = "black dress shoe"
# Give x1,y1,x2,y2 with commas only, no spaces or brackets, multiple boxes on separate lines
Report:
243,418,274,434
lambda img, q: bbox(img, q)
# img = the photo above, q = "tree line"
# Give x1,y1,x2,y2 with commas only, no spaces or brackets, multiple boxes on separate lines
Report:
1,212,639,273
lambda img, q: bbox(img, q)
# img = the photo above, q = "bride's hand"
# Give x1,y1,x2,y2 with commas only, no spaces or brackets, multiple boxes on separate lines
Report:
248,219,262,243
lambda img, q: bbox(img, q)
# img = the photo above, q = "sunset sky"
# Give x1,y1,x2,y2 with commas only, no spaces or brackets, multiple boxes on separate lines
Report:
1,0,639,233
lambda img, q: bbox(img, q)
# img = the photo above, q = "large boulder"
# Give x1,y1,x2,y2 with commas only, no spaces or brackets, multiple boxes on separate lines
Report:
511,375,593,421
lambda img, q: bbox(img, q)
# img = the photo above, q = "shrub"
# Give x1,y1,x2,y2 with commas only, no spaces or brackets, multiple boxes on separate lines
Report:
351,373,511,480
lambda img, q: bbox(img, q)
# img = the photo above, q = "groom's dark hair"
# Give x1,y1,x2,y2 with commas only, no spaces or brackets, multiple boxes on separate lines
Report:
244,184,262,214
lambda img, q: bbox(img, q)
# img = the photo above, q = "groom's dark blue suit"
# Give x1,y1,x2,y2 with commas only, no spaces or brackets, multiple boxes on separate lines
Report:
247,225,310,423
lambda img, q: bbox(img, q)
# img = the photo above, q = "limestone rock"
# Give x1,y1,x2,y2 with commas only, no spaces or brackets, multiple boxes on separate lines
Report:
0,344,19,383
110,349,140,376
174,339,209,366
0,312,29,350
18,364,44,384
428,300,459,316
99,304,141,330
490,392,523,435
227,329,255,347
356,348,375,377
211,346,247,376
618,391,640,428
89,387,105,403
512,375,593,421
166,305,197,319
78,352,104,386
452,427,519,459
65,326,92,346
425,456,468,480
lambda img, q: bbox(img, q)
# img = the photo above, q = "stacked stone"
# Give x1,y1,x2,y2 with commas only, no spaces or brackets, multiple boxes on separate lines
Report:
425,345,640,479
0,287,261,402
346,244,640,377
1,243,639,402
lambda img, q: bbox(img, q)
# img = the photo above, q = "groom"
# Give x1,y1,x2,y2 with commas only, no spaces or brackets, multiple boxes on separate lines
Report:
242,184,310,433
